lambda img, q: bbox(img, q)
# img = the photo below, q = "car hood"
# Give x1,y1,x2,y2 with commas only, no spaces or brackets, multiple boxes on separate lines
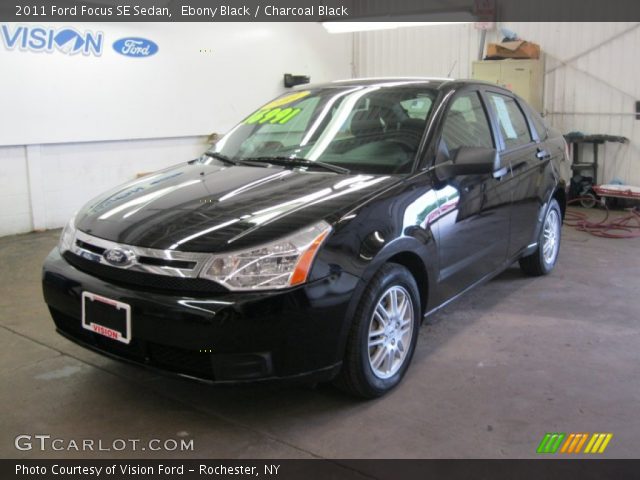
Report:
76,162,398,253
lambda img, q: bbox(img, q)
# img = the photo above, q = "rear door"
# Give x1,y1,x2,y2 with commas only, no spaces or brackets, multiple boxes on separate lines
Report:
483,90,543,258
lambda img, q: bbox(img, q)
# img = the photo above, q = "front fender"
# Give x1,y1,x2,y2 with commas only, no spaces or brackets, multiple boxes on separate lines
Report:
322,230,438,362
310,174,442,361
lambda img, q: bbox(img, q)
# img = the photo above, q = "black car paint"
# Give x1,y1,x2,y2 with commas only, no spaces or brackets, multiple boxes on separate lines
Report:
74,164,401,254
42,79,567,384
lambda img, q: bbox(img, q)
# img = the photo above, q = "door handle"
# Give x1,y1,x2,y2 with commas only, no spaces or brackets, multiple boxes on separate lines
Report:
536,149,551,160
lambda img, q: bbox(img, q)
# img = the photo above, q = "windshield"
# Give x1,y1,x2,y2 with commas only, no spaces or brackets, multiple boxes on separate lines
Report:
207,83,437,175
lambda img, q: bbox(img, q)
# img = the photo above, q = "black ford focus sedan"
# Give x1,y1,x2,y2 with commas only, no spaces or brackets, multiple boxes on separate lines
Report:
43,78,567,397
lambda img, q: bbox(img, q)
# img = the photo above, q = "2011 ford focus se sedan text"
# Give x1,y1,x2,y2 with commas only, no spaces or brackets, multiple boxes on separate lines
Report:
42,78,568,397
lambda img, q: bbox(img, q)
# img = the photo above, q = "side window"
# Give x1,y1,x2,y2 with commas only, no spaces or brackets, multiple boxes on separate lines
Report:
487,93,533,149
529,108,548,141
441,92,493,153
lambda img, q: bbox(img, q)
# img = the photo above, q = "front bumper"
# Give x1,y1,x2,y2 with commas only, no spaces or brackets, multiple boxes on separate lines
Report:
42,248,360,384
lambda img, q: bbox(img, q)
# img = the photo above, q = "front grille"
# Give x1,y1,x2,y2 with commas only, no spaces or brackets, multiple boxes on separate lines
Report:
137,256,197,269
76,239,105,255
63,251,227,294
76,239,196,269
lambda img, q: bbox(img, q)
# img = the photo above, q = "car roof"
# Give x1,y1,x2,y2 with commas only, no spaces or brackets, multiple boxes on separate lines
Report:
299,77,510,94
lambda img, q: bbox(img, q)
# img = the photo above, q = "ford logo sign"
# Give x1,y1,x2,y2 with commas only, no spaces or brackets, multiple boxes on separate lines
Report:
103,248,136,267
113,37,158,58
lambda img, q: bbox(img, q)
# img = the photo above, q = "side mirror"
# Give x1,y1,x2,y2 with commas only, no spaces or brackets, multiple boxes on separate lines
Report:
436,146,504,180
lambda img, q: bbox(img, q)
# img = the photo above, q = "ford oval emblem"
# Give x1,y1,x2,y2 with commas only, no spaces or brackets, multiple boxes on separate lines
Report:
103,248,136,267
113,37,158,58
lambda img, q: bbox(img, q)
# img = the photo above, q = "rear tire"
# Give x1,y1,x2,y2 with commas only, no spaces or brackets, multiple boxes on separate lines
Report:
519,199,562,276
334,263,420,398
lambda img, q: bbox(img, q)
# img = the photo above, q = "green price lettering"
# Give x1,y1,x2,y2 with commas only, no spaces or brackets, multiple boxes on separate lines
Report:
244,107,301,125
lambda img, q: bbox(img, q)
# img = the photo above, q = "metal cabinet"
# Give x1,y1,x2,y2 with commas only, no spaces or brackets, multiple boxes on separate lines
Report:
472,59,544,113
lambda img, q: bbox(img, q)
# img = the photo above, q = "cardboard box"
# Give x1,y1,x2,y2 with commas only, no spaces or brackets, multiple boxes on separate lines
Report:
486,41,540,59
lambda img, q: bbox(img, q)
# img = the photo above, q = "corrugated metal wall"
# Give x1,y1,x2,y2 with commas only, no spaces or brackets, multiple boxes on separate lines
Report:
354,23,480,79
354,22,640,185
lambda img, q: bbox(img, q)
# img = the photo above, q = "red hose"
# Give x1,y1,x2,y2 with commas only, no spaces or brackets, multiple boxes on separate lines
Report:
565,197,640,238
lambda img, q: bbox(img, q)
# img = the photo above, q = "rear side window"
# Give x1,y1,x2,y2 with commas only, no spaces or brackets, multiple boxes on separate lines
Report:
441,92,493,152
487,93,532,149
529,108,548,141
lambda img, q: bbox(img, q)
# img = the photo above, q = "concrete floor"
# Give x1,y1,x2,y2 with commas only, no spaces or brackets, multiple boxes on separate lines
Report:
1,209,639,459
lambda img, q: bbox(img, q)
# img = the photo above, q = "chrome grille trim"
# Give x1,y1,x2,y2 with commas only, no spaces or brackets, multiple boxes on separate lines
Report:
69,230,211,278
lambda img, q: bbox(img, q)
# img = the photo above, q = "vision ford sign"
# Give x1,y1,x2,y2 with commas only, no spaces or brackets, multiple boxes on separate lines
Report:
0,24,103,56
113,37,158,58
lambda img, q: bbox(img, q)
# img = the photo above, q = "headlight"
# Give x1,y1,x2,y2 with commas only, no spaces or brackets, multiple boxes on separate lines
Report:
200,221,331,290
58,214,77,253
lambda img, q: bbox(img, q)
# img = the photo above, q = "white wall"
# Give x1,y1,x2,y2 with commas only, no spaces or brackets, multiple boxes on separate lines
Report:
355,22,640,186
0,22,353,145
0,145,32,235
0,22,352,236
354,23,479,79
507,22,640,186
0,136,208,237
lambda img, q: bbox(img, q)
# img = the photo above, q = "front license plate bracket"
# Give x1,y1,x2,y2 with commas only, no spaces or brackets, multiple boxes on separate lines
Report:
81,291,131,344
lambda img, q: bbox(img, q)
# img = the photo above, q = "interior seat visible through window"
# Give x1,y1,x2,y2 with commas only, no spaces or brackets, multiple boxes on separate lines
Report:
441,92,493,155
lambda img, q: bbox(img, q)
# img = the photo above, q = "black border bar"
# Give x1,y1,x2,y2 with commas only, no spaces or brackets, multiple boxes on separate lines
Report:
1,0,640,22
4,459,640,480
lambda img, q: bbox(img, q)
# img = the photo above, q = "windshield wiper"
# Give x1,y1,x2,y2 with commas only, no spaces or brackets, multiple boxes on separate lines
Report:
201,152,244,166
239,156,350,175
201,152,277,169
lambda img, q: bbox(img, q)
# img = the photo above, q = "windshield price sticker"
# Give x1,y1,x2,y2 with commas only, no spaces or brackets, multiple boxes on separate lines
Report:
244,107,301,125
243,90,310,125
262,91,310,109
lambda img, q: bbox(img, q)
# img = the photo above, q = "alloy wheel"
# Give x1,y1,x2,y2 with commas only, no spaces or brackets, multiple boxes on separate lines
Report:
367,285,414,379
542,208,560,265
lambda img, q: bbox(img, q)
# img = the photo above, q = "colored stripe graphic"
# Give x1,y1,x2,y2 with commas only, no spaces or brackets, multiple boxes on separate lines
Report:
560,433,589,453
584,433,613,454
537,433,552,453
560,433,575,453
538,433,613,454
537,433,565,453
574,433,589,453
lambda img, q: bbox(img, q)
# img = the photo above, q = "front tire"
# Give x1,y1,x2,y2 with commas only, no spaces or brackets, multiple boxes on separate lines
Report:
519,199,562,276
335,263,420,398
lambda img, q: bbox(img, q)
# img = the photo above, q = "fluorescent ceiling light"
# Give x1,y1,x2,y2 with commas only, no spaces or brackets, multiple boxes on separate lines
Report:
323,21,473,34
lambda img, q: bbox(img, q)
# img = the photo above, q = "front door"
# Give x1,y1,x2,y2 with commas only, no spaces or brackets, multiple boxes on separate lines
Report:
434,90,511,302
